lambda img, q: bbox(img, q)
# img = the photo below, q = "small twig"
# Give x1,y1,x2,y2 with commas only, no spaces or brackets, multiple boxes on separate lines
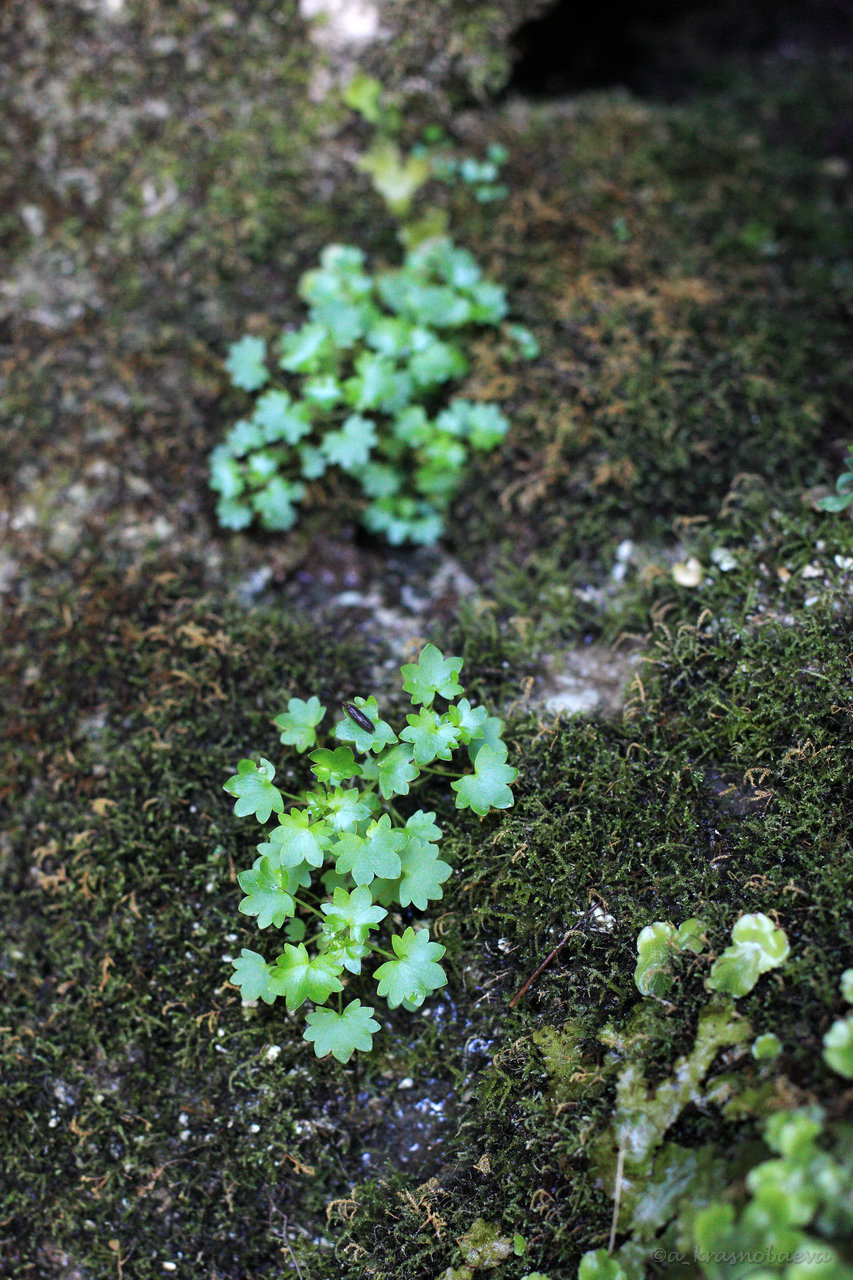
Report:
608,1138,626,1253
508,906,596,1008
265,1191,306,1280
509,928,574,1008
279,1217,305,1280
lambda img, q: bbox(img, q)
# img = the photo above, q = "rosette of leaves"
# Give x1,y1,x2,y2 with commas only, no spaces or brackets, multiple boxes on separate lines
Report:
221,645,518,1062
211,238,538,545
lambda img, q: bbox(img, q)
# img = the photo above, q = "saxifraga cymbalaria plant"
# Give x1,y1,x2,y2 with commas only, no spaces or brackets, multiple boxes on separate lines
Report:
223,645,518,1062
211,238,538,545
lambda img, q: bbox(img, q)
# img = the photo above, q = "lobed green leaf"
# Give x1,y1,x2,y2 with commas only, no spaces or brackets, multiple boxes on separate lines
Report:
224,757,284,823
274,696,326,752
303,1000,381,1063
451,742,518,815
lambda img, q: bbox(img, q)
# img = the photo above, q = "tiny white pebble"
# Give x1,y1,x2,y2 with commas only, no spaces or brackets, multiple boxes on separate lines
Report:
589,906,616,933
672,557,703,587
710,546,737,572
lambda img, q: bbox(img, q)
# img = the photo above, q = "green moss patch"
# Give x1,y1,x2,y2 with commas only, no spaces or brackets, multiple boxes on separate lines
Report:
337,597,853,1277
2,11,853,1280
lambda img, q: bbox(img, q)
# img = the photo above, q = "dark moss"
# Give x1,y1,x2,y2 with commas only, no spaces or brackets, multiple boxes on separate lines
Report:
0,566,386,1274
335,598,853,1277
442,57,853,637
3,7,853,1278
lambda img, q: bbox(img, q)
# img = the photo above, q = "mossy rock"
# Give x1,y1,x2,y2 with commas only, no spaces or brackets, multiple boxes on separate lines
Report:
2,6,853,1279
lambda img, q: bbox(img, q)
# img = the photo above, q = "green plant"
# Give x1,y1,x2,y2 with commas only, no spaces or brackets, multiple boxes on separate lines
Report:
573,913,792,1279
212,69,538,545
634,918,707,996
433,1219,552,1280
344,75,510,213
818,444,853,512
211,238,537,544
222,645,517,1061
415,133,509,206
689,1106,853,1279
706,912,791,997
822,967,853,1078
632,912,790,1002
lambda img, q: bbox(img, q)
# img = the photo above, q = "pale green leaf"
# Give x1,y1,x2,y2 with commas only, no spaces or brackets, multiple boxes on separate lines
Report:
237,856,295,928
224,757,284,823
231,948,276,1004
274,696,326,752
267,943,344,1010
401,643,463,707
225,335,268,391
451,743,517,816
374,927,447,1009
303,999,380,1063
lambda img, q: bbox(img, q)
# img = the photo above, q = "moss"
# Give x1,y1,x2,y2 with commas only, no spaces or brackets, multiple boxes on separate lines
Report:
0,563,526,1278
1,567,387,1273
441,60,853,636
336,597,853,1277
3,7,853,1278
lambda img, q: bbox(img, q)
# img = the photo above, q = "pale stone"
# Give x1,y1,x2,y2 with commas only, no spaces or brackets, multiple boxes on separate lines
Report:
672,557,703,587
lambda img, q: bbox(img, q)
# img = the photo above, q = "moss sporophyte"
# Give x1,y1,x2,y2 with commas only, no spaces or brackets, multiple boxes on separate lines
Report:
221,645,517,1063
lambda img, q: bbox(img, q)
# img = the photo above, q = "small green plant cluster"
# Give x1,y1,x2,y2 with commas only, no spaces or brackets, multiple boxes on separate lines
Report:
687,1104,853,1280
223,645,517,1062
415,131,509,205
343,75,509,214
818,443,853,513
211,239,537,544
634,911,790,1000
434,1218,548,1280
574,913,793,1280
212,68,537,544
576,933,853,1280
582,1098,853,1280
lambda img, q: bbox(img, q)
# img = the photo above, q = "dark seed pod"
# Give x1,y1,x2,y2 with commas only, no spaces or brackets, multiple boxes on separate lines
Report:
342,701,375,734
